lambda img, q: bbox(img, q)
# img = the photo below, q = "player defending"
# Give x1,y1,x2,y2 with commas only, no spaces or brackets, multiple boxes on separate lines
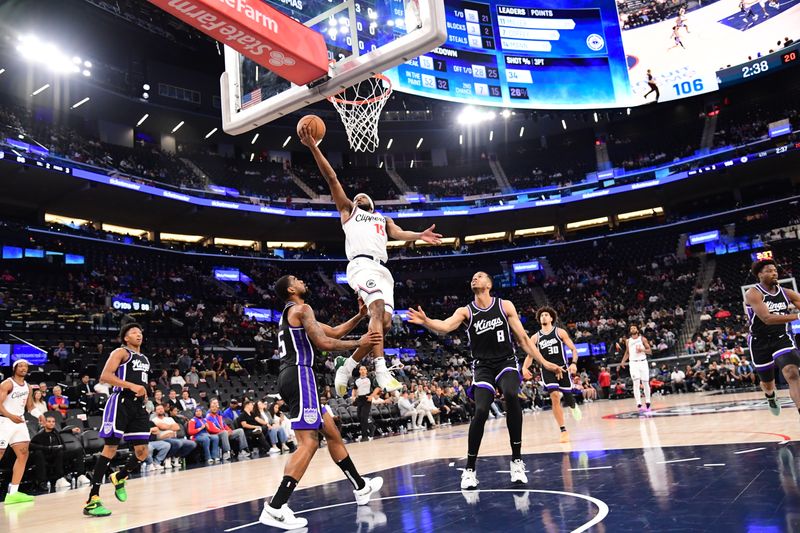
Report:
260,275,383,530
744,259,800,418
0,359,46,504
83,323,152,517
524,307,582,444
298,124,443,396
407,272,563,489
620,324,653,413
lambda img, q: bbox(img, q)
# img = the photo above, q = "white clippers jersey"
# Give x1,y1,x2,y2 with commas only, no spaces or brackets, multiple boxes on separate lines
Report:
343,206,388,263
627,336,647,362
3,379,29,417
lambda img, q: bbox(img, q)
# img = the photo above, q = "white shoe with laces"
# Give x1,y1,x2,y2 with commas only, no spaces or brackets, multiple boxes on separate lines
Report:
55,477,71,490
354,476,384,505
335,364,352,397
510,459,528,484
460,468,479,490
77,475,91,486
222,451,231,461
259,503,308,530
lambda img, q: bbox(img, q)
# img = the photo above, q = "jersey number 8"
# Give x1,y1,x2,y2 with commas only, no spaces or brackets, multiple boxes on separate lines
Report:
497,330,505,342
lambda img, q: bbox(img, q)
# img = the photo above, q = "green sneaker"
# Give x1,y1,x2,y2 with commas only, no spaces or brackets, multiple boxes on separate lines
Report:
4,491,34,504
334,356,347,370
570,405,583,422
109,472,127,502
83,496,112,517
767,395,782,416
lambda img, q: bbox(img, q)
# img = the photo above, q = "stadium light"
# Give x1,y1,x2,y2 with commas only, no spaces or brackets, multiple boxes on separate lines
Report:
17,35,89,75
171,121,184,133
205,127,218,139
489,130,493,141
459,134,463,145
561,119,567,130
31,84,50,96
593,112,598,123
0,68,5,75
410,160,415,168
386,138,393,149
71,97,90,109
251,133,259,144
136,113,149,127
379,160,384,168
501,109,511,119
282,135,291,147
457,106,496,125
626,108,631,115
519,126,524,137
416,137,423,149
249,153,255,162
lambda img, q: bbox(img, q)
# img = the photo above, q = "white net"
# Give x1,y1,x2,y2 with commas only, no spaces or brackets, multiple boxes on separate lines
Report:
328,74,392,153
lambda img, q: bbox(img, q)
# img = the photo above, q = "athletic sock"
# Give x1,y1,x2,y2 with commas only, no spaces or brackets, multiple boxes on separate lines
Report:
115,454,144,481
559,426,566,433
269,476,298,509
343,356,358,374
89,455,112,499
374,357,387,372
466,453,478,470
336,455,366,490
511,441,522,461
8,484,19,495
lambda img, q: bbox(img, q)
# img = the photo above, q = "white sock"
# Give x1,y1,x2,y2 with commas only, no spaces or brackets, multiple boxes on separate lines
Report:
374,357,387,372
9,483,19,494
643,381,652,404
632,380,642,405
343,356,358,374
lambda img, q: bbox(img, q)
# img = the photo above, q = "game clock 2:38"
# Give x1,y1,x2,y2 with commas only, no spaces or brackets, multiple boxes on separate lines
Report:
741,59,770,78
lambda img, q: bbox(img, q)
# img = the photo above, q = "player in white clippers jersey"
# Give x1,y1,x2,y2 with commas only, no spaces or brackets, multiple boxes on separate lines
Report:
0,359,46,504
299,125,443,395
620,325,653,413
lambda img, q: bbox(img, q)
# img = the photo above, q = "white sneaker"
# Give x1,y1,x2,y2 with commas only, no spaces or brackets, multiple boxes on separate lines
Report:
238,450,251,458
460,468,479,490
207,459,215,465
213,457,221,463
335,364,352,397
510,459,528,484
222,451,231,461
259,503,308,530
55,477,71,489
375,369,401,392
354,476,383,505
172,457,181,469
269,446,280,455
77,475,91,486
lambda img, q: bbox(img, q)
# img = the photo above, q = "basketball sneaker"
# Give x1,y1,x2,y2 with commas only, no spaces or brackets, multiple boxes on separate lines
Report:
334,356,351,397
767,394,781,416
510,459,528,484
570,405,583,421
109,471,127,502
354,476,383,505
460,468,479,490
83,496,112,517
259,503,307,530
3,491,34,504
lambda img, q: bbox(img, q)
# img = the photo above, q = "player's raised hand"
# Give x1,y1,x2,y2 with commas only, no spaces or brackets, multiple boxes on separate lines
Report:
357,297,368,318
298,124,316,148
406,306,428,325
419,224,443,244
359,330,383,348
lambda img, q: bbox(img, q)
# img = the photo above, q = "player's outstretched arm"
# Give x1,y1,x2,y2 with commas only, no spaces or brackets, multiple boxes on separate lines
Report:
386,218,443,244
785,288,800,312
746,287,800,325
321,298,368,339
298,304,380,351
407,305,468,334
100,348,147,397
503,300,562,377
298,124,353,219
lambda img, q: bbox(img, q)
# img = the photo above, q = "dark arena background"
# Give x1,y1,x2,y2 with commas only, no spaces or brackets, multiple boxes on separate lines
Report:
0,0,799,531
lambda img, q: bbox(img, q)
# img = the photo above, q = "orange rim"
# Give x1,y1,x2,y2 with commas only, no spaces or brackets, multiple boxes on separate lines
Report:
327,73,393,106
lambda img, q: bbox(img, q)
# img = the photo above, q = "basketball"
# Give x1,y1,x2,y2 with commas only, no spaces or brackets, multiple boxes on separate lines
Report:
297,115,326,143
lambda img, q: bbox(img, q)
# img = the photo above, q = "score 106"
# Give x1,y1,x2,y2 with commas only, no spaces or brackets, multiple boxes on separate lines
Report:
672,78,705,96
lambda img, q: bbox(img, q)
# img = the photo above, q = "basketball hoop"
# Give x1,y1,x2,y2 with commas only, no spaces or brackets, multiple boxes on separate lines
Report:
327,73,392,153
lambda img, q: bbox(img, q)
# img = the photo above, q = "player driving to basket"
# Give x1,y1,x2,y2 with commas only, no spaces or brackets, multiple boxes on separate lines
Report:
298,123,444,395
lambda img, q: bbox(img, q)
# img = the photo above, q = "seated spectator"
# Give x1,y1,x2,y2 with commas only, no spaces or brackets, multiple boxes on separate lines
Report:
54,342,70,370
47,386,69,417
29,415,72,493
671,367,686,393
212,355,228,381
432,388,452,425
228,357,249,378
179,390,198,412
145,424,172,472
187,407,220,464
261,401,295,454
221,399,242,421
157,369,171,390
417,393,439,427
206,398,250,460
737,358,756,387
31,389,48,416
170,369,186,387
166,389,180,411
398,391,424,430
77,374,100,414
236,400,270,453
580,377,598,402
150,404,197,468
185,366,200,387
146,379,159,398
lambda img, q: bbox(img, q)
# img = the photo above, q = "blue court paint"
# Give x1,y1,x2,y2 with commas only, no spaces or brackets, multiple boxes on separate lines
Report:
125,443,800,532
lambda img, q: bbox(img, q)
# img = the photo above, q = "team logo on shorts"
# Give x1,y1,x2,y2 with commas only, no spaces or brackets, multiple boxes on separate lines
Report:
303,407,319,424
0,438,7,448
366,279,376,289
103,422,113,433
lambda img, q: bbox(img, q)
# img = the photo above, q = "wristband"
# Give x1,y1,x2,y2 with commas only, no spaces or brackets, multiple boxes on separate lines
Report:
30,407,43,418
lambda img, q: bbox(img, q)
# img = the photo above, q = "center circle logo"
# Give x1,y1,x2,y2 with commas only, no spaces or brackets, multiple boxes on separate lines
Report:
586,34,605,51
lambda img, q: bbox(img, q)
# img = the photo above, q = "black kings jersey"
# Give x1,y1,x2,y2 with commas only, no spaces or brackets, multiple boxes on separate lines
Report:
465,297,514,361
536,327,568,365
278,302,316,371
747,284,793,337
113,347,150,395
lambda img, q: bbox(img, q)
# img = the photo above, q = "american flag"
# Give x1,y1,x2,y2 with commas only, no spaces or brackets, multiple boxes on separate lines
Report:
241,88,262,110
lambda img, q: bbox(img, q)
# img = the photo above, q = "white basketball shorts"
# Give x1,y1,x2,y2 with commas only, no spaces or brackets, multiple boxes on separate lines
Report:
347,257,395,313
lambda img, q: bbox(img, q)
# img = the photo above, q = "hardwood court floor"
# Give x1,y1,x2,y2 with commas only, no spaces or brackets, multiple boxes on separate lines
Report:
4,391,798,532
